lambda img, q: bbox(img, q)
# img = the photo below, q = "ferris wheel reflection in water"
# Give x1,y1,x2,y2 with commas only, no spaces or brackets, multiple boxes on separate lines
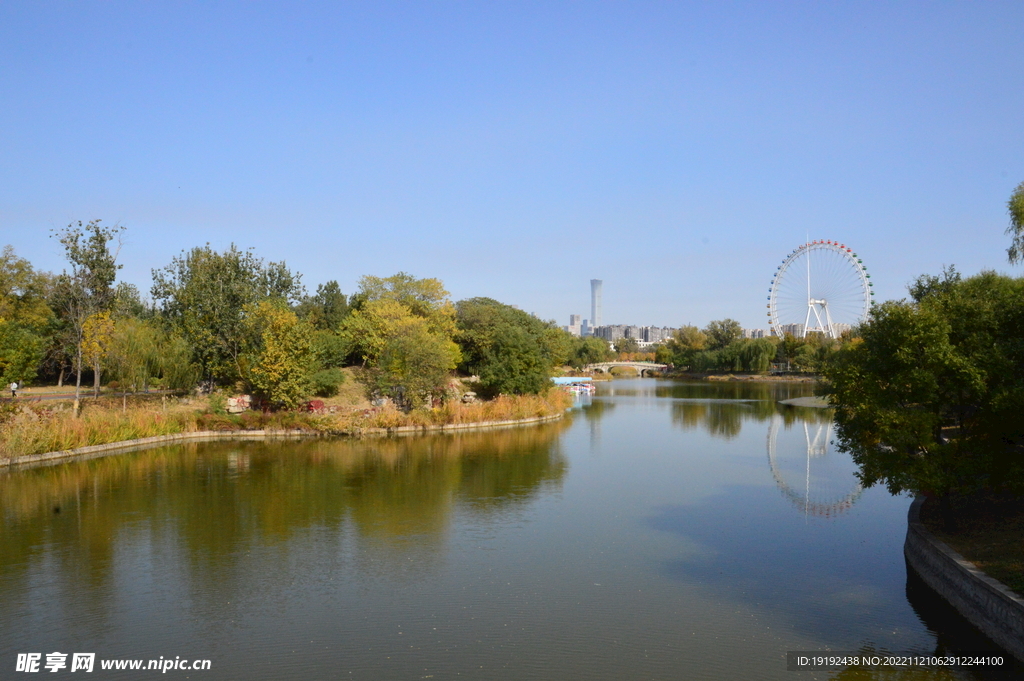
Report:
766,412,863,519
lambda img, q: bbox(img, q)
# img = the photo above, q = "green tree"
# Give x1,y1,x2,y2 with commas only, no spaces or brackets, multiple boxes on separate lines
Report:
569,336,612,368
538,326,574,368
704,319,742,351
0,325,48,387
739,337,778,372
1007,180,1024,264
613,337,640,354
342,274,461,407
455,298,563,396
107,317,164,393
241,301,316,409
368,315,459,409
112,282,148,319
51,220,124,413
0,246,54,386
822,271,1024,521
151,244,304,386
297,281,349,331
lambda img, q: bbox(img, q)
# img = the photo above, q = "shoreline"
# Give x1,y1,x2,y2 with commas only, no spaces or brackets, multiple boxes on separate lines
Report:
669,372,817,382
1,412,566,471
904,496,1024,662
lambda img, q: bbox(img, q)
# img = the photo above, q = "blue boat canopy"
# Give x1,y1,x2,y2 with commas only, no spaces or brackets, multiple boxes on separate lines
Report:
551,377,593,385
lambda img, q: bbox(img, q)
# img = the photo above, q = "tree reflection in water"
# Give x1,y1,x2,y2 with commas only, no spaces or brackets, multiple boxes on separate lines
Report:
654,381,861,517
0,422,569,609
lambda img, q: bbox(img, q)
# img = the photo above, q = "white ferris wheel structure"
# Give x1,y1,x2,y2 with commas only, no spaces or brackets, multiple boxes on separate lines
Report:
767,240,874,339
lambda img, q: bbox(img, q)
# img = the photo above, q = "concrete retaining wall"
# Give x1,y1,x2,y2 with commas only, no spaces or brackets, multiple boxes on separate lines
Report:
0,413,565,470
904,496,1024,662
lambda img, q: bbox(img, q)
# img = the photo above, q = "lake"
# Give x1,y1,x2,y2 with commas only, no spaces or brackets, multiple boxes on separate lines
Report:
1,379,1017,680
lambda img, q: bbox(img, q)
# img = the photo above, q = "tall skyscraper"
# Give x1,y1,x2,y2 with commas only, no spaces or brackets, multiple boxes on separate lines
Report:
590,279,603,328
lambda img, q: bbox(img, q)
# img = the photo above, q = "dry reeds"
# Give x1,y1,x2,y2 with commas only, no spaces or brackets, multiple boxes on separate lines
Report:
0,401,199,457
0,391,570,457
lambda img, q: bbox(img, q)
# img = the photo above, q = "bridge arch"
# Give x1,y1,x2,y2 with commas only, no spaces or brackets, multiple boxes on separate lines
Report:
585,361,668,377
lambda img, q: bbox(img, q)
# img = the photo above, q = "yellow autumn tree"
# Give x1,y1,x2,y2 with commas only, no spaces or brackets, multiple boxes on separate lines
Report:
339,273,461,409
80,311,115,396
241,301,315,409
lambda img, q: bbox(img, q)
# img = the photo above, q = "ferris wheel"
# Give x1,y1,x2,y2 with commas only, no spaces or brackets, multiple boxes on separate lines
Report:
767,240,874,339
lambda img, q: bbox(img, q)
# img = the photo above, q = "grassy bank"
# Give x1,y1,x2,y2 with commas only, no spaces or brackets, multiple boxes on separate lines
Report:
921,494,1024,596
0,390,571,459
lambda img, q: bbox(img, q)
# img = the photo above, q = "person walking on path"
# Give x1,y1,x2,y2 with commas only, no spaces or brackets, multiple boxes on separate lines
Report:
9,381,18,398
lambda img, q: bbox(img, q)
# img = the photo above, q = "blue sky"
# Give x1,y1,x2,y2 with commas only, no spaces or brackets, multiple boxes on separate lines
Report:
2,1,1022,329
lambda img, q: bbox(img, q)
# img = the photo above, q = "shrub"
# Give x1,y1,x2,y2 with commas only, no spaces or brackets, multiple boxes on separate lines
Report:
310,368,345,397
208,393,228,415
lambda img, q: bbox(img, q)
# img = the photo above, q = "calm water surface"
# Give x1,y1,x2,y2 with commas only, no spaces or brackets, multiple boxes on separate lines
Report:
1,379,1017,680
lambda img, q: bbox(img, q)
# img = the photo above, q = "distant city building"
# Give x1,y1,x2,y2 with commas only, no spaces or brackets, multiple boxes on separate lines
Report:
644,326,675,343
590,325,678,346
594,324,626,342
565,314,582,336
770,322,851,338
743,328,769,339
590,279,603,328
581,319,591,337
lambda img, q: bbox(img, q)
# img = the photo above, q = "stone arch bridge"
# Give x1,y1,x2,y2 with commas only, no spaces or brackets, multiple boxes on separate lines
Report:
586,361,668,376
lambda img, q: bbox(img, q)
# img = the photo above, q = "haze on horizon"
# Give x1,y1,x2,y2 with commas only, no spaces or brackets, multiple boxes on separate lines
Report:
2,2,1022,329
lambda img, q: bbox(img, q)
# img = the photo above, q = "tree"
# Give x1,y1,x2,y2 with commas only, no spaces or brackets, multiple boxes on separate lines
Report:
569,336,612,368
538,325,574,368
738,337,778,372
822,271,1024,521
241,301,316,410
704,319,742,351
51,220,124,414
151,244,304,385
296,281,349,331
341,298,421,364
80,311,115,397
112,282,148,319
341,274,461,408
107,317,162,393
0,245,54,385
661,325,707,368
368,316,460,410
347,272,457,342
0,325,48,387
613,337,640,355
455,297,563,396
0,245,54,329
1007,181,1024,264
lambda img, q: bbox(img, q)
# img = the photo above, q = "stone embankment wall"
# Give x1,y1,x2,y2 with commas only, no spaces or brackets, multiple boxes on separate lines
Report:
904,496,1024,662
0,413,565,470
